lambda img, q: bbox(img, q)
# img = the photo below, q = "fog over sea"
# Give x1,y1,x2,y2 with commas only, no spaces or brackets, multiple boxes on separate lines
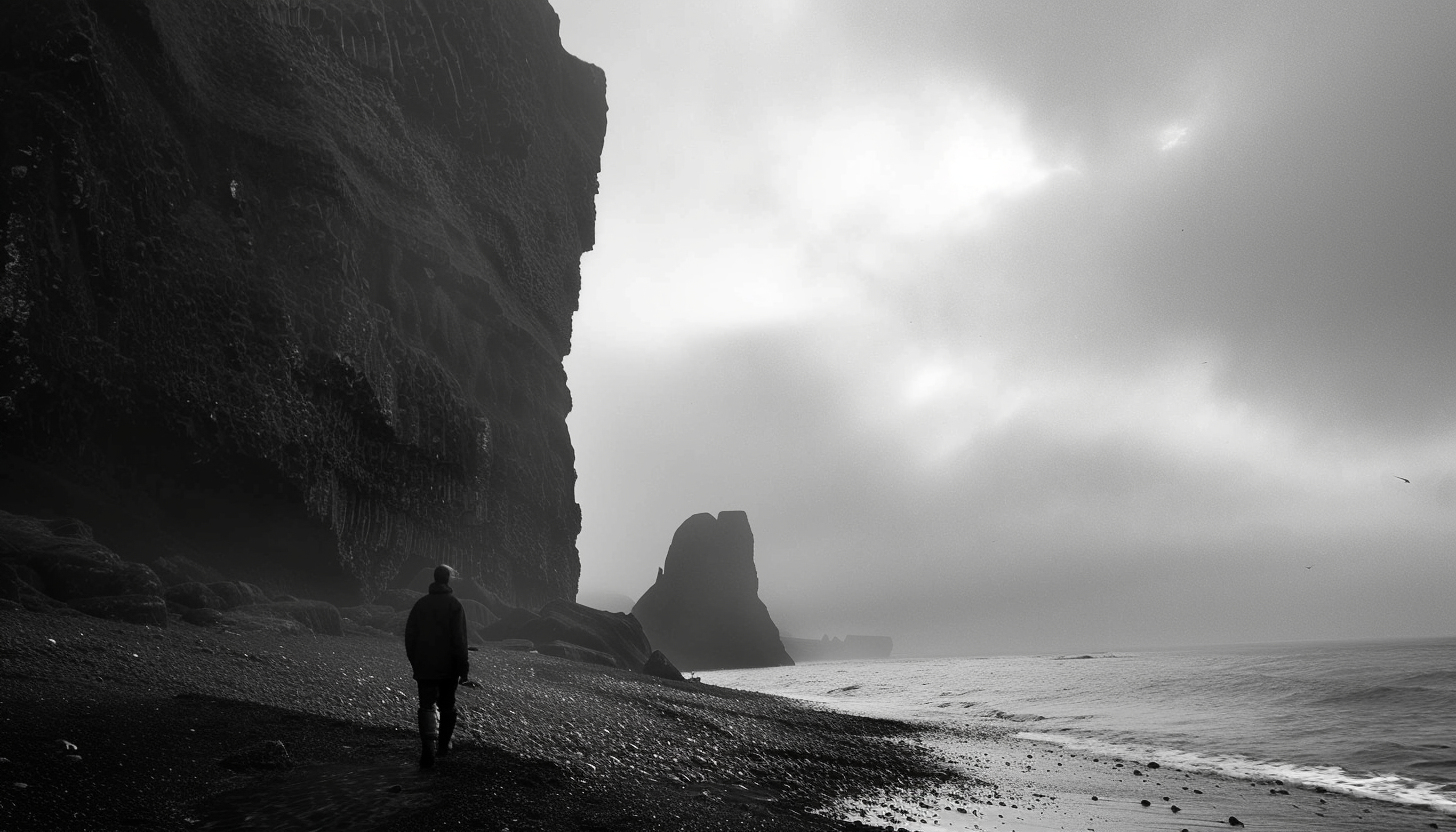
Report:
702,638,1456,816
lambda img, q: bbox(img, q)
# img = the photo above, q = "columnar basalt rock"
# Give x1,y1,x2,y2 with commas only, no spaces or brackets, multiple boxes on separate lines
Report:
0,1,605,606
632,511,794,671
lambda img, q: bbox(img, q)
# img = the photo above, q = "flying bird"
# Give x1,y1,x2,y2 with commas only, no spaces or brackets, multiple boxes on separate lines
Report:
1394,475,1411,484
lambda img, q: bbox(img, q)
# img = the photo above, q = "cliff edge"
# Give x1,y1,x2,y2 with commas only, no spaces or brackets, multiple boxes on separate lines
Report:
0,0,605,606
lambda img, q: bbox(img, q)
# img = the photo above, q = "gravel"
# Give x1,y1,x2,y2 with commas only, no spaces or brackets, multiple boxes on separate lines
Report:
0,608,955,831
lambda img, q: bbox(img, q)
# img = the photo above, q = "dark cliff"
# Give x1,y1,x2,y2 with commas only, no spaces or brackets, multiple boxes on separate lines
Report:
632,511,794,671
0,0,605,607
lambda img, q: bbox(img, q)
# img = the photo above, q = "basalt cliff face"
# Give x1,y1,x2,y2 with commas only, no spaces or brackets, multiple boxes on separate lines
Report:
632,511,794,671
0,0,604,607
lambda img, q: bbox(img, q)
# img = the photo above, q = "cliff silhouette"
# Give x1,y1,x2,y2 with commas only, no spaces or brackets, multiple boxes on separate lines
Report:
0,0,605,606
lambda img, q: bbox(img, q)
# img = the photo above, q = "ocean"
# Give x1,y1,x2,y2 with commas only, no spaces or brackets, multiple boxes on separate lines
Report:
699,638,1456,816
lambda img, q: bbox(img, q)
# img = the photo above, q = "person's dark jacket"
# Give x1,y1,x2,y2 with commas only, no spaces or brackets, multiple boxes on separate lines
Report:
405,583,470,682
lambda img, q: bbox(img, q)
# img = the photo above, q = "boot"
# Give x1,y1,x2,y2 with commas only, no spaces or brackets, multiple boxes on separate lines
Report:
418,707,438,769
437,709,457,758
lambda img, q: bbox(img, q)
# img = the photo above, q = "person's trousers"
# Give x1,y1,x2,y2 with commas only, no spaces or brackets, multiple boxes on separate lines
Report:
417,678,459,741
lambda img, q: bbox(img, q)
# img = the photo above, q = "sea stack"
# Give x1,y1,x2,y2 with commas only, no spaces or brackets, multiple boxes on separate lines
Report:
631,511,794,671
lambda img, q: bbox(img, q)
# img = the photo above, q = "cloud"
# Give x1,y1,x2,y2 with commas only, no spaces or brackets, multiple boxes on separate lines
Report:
770,82,1056,240
1158,124,1190,151
557,1,1456,654
570,316,1456,653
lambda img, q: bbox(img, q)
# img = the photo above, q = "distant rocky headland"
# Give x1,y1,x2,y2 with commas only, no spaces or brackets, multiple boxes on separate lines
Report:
782,634,893,663
0,0,604,608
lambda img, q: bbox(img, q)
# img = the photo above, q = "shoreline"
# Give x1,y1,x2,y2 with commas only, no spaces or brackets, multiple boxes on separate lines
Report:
4,610,1450,831
701,667,1455,832
836,731,1455,831
0,609,953,830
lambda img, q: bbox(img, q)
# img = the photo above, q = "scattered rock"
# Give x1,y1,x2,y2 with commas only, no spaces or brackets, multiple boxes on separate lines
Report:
1229,816,1244,827
164,582,225,611
536,599,652,670
181,608,226,627
643,650,684,681
404,570,515,619
28,549,162,603
340,604,395,622
234,600,343,636
208,582,245,610
535,640,619,669
459,598,498,631
221,611,306,635
67,594,168,627
481,607,549,642
372,588,423,611
238,583,268,605
148,555,227,588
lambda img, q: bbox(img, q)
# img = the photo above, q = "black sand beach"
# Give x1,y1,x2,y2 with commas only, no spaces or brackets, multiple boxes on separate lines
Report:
4,609,1448,831
0,610,953,831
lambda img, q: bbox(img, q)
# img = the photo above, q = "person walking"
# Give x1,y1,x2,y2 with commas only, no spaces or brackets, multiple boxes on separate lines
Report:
405,564,470,768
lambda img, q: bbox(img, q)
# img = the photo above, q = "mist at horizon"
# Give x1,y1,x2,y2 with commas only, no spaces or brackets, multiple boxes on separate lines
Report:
555,1,1456,658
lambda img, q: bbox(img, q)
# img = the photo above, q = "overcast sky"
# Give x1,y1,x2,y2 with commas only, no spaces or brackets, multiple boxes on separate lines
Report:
552,1,1456,656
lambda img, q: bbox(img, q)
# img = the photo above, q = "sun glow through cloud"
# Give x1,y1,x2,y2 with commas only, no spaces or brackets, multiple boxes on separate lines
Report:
774,83,1056,240
1159,123,1191,150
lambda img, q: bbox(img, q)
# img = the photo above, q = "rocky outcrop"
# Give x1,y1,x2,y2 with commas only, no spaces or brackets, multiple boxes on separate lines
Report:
631,512,794,671
479,597,653,672
537,599,652,670
163,582,226,611
405,566,514,619
1,510,169,623
642,649,684,681
535,640,618,669
67,594,168,627
373,588,423,612
1,508,349,634
0,0,605,607
240,599,345,636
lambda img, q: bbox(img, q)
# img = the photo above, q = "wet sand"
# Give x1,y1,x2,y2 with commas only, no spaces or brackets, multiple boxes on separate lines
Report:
836,731,1451,831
